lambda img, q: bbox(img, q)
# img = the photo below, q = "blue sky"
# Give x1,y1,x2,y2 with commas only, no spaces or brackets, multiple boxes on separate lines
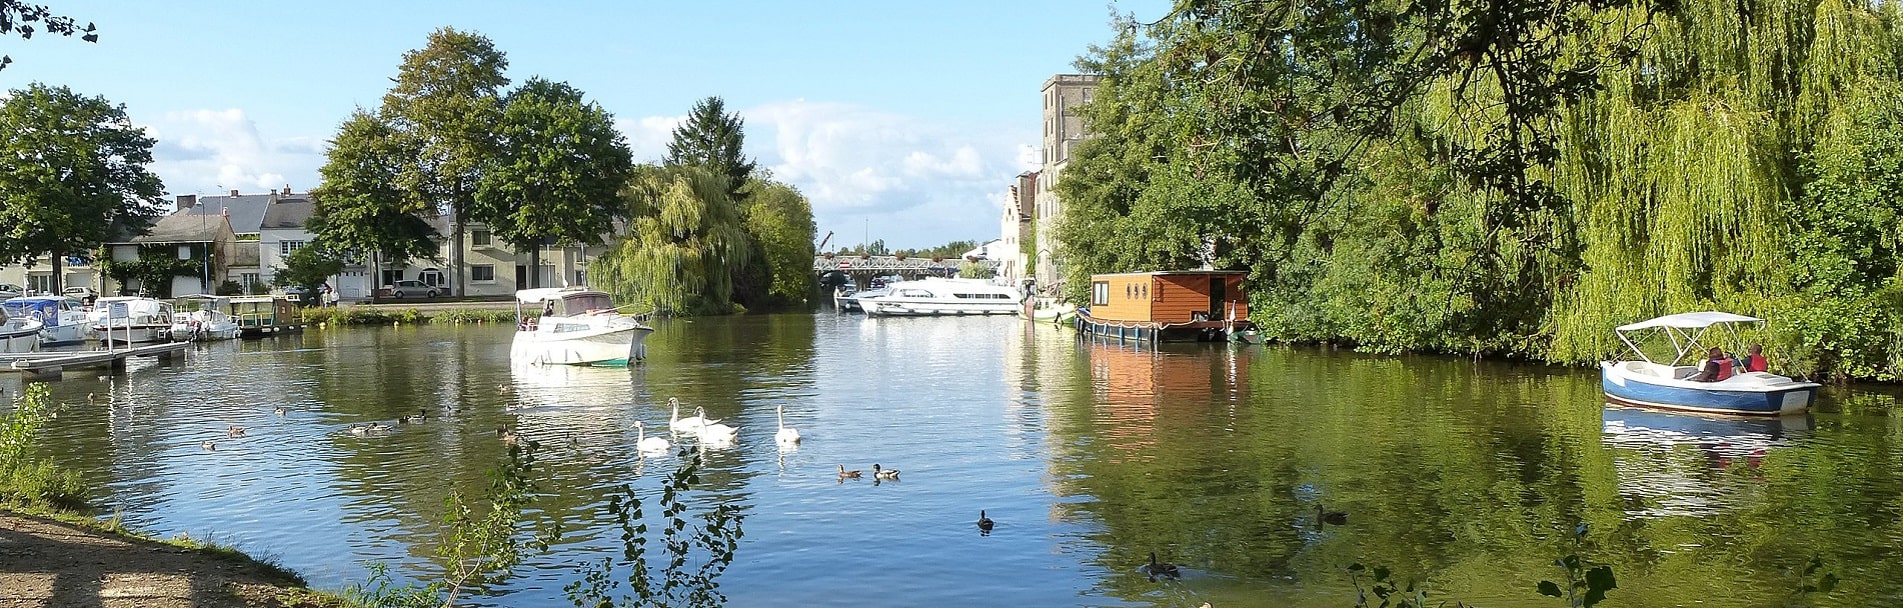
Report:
2,1,1167,249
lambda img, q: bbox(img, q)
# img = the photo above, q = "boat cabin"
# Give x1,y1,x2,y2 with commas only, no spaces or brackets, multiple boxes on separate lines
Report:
515,288,617,331
228,296,301,337
1077,271,1251,342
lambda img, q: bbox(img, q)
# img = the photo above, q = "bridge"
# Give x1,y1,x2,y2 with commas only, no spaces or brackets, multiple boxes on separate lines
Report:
812,255,1006,288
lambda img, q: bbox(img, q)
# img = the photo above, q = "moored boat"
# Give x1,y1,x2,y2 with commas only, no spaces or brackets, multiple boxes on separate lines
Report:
171,295,241,341
89,297,174,345
1600,311,1820,416
228,296,302,337
861,277,1023,316
0,303,44,354
3,295,91,346
511,288,655,366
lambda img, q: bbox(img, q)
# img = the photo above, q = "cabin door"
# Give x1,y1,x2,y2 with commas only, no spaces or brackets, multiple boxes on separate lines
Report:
1208,276,1225,320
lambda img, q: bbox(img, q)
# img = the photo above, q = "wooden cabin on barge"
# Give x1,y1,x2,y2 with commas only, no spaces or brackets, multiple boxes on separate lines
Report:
1074,271,1250,342
229,296,302,337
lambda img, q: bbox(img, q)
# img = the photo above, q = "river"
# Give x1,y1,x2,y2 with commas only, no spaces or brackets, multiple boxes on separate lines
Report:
4,313,1899,607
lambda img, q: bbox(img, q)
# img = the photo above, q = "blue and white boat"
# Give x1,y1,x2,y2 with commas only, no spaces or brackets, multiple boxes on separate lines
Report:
1,295,90,346
1600,311,1819,416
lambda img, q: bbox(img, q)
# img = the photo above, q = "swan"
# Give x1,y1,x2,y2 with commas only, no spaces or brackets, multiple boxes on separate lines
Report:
872,463,899,480
1145,552,1181,579
697,421,739,446
977,510,994,533
837,464,861,479
668,398,714,434
634,420,670,454
774,405,801,445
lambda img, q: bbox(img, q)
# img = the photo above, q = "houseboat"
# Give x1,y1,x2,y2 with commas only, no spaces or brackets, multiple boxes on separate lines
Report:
861,277,1023,316
1073,271,1251,342
171,295,241,341
229,296,302,337
512,287,655,366
3,295,91,346
90,297,175,345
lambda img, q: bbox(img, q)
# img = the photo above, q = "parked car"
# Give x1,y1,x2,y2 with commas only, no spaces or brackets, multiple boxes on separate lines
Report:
61,286,97,304
0,283,22,299
385,280,441,298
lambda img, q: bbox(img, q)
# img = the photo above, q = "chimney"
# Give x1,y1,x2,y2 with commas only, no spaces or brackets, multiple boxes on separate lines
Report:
176,194,197,212
230,189,240,197
282,184,292,195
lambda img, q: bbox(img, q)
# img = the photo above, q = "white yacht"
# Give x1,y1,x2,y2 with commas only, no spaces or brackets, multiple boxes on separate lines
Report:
89,297,175,345
2,296,90,346
170,295,241,341
512,288,655,366
0,303,43,354
862,278,1025,316
834,275,905,313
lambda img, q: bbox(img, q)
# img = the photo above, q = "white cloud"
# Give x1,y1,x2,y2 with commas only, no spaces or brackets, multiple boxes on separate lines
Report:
142,109,323,196
614,114,685,164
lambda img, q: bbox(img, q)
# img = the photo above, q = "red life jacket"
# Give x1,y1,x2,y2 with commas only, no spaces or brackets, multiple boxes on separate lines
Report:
1714,358,1734,381
1745,354,1767,373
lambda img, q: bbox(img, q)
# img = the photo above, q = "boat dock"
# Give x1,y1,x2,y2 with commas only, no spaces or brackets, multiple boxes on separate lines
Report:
0,342,189,380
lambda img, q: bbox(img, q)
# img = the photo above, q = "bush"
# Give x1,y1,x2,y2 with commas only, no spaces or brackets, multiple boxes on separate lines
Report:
215,280,244,296
0,385,89,512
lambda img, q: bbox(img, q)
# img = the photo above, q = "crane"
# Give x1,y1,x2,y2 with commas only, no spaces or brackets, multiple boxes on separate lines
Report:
816,231,833,253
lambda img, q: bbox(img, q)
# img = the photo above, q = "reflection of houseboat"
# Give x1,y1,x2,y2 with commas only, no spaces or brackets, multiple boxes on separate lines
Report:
861,278,1023,316
1074,271,1250,342
228,296,302,337
90,297,175,345
170,295,241,341
3,296,91,346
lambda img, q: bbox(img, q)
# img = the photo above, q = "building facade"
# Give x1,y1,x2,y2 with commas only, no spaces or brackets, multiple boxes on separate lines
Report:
997,171,1036,287
1033,74,1099,295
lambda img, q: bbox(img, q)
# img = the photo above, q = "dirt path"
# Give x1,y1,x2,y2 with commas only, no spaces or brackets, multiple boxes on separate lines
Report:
0,512,336,608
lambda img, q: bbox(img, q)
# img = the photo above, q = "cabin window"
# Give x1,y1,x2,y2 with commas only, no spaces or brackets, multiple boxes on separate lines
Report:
1092,281,1108,306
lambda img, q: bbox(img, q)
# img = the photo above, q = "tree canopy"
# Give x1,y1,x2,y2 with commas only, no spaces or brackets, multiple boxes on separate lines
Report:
665,96,756,194
592,165,750,315
740,179,817,307
0,2,97,71
476,77,634,253
0,83,163,266
309,110,443,265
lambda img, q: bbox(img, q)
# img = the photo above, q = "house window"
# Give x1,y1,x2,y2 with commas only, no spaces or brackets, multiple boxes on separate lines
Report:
471,265,496,282
382,269,404,286
178,245,193,260
472,229,492,247
241,273,260,289
279,240,305,256
420,268,444,287
574,270,586,286
26,275,54,294
1092,281,1108,306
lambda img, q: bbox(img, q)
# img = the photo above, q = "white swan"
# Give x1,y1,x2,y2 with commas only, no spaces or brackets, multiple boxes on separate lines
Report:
774,404,801,445
697,420,739,445
669,398,714,434
634,420,670,455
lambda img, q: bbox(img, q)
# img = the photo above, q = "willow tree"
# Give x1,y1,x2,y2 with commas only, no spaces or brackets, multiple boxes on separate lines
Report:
592,165,748,315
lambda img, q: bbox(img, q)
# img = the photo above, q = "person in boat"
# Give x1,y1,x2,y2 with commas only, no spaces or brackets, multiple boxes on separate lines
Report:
1693,346,1735,382
1743,344,1765,373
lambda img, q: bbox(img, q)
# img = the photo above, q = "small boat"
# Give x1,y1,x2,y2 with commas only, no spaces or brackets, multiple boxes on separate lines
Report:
1017,297,1077,324
89,297,175,345
170,295,241,341
0,303,44,354
834,275,906,313
862,277,1024,316
511,288,655,366
1600,311,1820,416
228,296,302,337
831,284,860,312
2,295,91,346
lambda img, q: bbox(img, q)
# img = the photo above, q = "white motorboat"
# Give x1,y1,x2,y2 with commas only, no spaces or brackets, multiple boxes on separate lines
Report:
834,275,906,313
0,303,43,354
1601,311,1820,416
511,288,655,366
170,295,241,341
89,297,175,345
2,295,90,346
862,277,1025,316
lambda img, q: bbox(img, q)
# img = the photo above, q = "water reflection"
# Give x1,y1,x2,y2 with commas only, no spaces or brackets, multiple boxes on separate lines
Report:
1601,407,1810,518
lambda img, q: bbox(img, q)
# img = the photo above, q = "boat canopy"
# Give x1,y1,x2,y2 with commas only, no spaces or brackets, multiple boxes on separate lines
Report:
515,288,597,303
1615,311,1762,332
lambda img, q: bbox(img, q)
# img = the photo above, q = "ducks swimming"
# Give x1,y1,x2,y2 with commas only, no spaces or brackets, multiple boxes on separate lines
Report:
226,425,246,438
349,422,392,437
977,510,994,534
837,464,862,480
1317,504,1348,527
273,406,287,416
200,440,216,451
872,464,899,480
1144,552,1181,580
497,427,519,446
400,409,428,424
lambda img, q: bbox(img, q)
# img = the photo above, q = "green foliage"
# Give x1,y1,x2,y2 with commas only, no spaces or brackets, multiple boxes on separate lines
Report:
593,165,749,316
1346,563,1441,608
739,179,816,309
957,260,992,279
0,2,98,71
97,244,203,298
0,384,88,511
1539,525,1617,607
477,77,634,255
310,110,443,265
664,96,756,195
273,246,345,295
0,83,164,266
214,280,244,296
564,449,745,608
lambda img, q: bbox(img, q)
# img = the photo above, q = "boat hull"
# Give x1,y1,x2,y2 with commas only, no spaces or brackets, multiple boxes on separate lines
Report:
511,325,654,366
93,325,170,345
1,322,42,354
1601,361,1818,416
864,300,1020,316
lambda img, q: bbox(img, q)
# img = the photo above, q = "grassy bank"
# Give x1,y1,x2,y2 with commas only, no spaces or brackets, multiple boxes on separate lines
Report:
299,306,517,327
1,384,355,607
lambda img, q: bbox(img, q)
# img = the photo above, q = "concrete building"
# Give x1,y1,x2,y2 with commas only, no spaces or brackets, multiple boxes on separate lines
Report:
997,171,1036,286
104,213,238,297
1033,74,1099,295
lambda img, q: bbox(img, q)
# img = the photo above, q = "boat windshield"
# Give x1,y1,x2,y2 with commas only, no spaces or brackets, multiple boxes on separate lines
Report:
562,293,614,315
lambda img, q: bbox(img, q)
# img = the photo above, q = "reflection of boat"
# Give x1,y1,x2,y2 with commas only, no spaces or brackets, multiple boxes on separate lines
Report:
89,297,174,345
1601,311,1819,416
0,303,44,353
1601,406,1806,517
170,295,241,341
862,278,1023,316
3,296,90,346
1601,406,1808,455
511,288,655,366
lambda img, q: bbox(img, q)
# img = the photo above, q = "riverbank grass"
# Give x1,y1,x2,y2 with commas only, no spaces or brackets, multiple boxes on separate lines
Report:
299,306,516,327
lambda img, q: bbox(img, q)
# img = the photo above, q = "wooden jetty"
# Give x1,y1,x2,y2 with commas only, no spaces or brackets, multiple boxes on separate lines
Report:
0,342,189,380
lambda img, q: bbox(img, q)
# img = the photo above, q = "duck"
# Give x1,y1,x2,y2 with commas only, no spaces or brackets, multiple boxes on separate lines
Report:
201,440,217,451
774,404,801,446
401,409,428,424
977,510,995,533
837,464,862,479
668,398,715,434
1145,552,1181,579
497,427,519,446
273,406,287,416
634,420,670,454
226,425,246,437
348,424,371,436
872,463,899,480
1317,504,1348,526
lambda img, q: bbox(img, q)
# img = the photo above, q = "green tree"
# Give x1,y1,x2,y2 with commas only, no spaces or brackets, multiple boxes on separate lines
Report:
476,77,633,288
272,246,345,304
592,165,748,315
0,83,164,292
740,179,816,308
664,96,756,194
0,2,97,71
310,110,444,272
382,26,510,297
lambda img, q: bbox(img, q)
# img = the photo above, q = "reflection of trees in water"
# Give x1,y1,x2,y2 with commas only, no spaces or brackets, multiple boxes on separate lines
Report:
1037,344,1902,606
